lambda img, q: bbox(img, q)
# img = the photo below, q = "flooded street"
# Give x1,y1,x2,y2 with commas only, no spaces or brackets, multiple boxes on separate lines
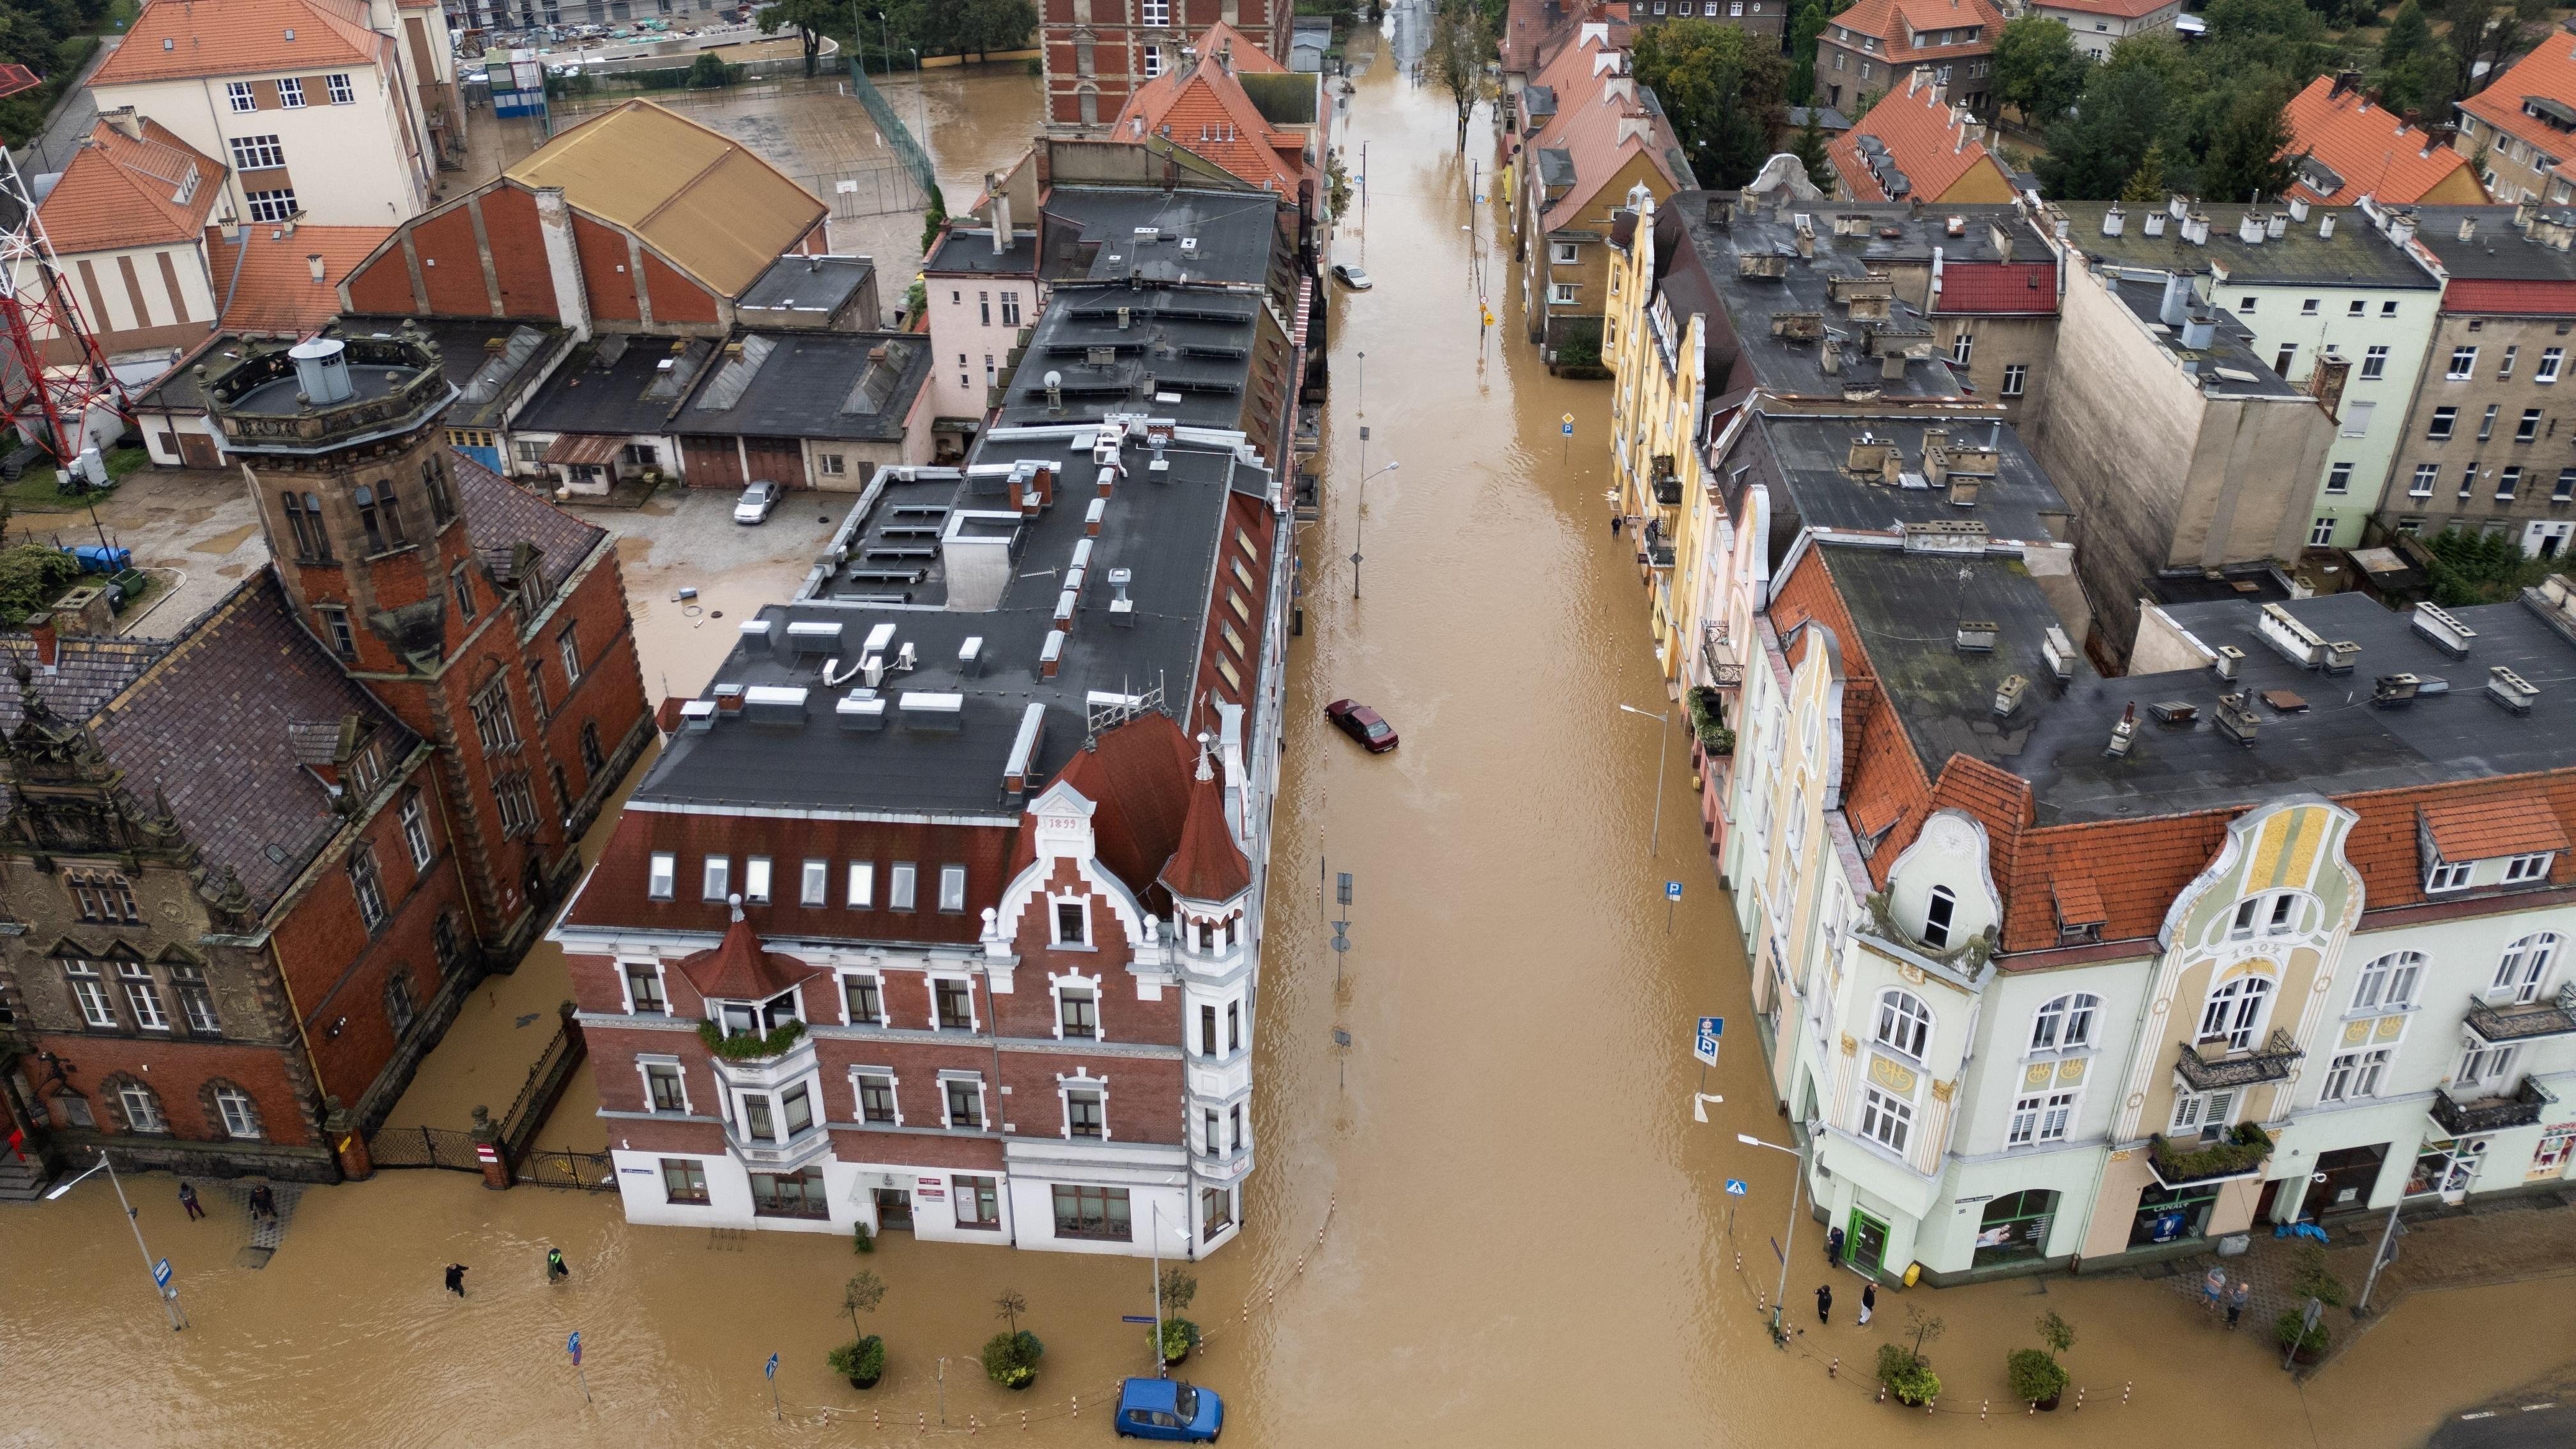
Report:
3,18,2571,1449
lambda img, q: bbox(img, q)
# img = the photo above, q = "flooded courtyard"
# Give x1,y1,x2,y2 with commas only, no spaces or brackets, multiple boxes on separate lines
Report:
3,14,2571,1448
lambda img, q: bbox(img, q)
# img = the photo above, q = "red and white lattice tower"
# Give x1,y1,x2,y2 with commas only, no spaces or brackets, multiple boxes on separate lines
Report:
0,133,135,467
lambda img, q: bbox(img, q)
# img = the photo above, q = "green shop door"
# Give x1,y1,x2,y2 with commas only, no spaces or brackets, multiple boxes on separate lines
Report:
1846,1209,1890,1273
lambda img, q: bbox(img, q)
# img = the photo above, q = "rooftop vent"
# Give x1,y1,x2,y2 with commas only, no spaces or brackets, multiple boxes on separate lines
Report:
2143,210,2167,237
1084,496,1106,536
2213,644,2246,681
898,691,965,731
2146,700,2198,725
2043,627,2077,681
1993,673,2028,719
1039,628,1066,678
2258,689,2308,714
2102,204,2126,237
2258,602,2327,667
836,693,887,730
2180,311,2218,350
1004,702,1046,793
742,684,809,723
680,698,718,731
2371,673,2419,709
2105,702,2139,758
2214,692,2260,746
1108,566,1136,626
1954,619,1998,654
958,636,984,677
786,620,843,654
2323,640,2360,675
2411,601,2478,657
2488,666,2539,715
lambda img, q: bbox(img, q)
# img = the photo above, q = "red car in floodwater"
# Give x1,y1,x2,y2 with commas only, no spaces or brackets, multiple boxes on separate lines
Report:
1325,698,1398,753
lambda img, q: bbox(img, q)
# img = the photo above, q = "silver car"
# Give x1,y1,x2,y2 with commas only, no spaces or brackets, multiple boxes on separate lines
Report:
733,479,781,524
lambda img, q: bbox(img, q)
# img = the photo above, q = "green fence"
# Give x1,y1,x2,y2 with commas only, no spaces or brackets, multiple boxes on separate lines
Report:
846,59,937,198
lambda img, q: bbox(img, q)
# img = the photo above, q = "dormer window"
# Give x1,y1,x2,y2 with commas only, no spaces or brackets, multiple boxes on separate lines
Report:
2505,852,2555,884
2426,859,2474,893
1921,885,1956,950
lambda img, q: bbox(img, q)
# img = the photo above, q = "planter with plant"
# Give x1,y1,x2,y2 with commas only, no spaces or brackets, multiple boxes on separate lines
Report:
1877,1307,1946,1407
984,1289,1043,1390
698,1017,806,1061
827,1336,885,1389
1158,1317,1200,1366
851,1220,874,1255
2007,1309,2076,1409
1684,686,1735,755
2274,1309,2330,1363
1156,1266,1200,1365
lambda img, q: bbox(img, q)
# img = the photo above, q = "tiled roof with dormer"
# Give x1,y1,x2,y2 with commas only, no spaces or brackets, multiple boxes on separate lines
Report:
93,0,387,86
1828,77,2012,203
2458,32,2576,190
36,118,221,254
1823,0,2004,66
2283,74,2485,206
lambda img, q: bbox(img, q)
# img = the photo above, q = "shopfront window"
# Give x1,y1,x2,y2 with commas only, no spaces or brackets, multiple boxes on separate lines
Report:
1973,1188,2058,1266
2129,1182,2221,1246
750,1167,829,1218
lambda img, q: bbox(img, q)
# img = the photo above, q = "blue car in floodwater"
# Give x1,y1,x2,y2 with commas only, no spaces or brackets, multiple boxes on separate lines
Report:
1114,1377,1222,1441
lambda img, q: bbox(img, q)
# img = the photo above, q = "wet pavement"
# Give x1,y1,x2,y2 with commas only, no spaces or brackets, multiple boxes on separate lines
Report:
3,13,2570,1446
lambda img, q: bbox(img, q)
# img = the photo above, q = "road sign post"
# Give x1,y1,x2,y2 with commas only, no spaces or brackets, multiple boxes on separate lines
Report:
568,1330,589,1403
1665,879,1683,935
153,1257,171,1287
767,1351,781,1420
1561,412,1575,464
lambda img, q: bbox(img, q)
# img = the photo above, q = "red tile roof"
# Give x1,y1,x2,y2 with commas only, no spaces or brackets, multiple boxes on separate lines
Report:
1160,766,1250,902
206,222,392,335
36,118,222,254
1825,0,2004,66
1030,711,1199,914
2444,277,2576,314
93,0,388,86
1933,261,2057,314
2458,33,2576,192
2421,799,2571,861
1111,24,1305,195
675,905,829,1004
1532,77,1689,231
2030,0,2174,19
2281,75,2485,206
1828,77,2014,204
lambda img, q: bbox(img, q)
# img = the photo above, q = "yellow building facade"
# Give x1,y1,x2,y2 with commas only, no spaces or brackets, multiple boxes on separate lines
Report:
1603,190,1724,696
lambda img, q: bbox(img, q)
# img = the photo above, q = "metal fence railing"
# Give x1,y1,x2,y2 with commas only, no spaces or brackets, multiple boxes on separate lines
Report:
845,59,936,198
367,1124,483,1172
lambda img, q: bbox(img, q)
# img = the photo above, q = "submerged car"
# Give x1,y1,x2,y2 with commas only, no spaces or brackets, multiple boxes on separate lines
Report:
1331,263,1372,289
1326,698,1398,753
733,479,781,524
1114,1377,1222,1441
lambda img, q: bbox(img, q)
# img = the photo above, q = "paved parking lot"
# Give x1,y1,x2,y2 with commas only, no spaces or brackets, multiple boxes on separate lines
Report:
570,484,847,697
14,468,270,639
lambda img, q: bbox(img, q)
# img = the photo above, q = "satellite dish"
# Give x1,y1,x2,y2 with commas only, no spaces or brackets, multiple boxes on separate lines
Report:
1044,369,1062,388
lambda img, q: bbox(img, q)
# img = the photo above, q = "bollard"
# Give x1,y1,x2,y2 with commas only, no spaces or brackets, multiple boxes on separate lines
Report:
2074,1387,2085,1412
1877,1384,1887,1404
873,1410,880,1431
1072,1395,1079,1419
1828,1357,1838,1379
2122,1381,2131,1406
1926,1398,1936,1416
2028,1399,2036,1416
1268,1284,1276,1307
970,1414,979,1435
1296,1255,1305,1276
1243,1300,1250,1322
1758,1289,1767,1314
919,1413,926,1433
1981,1399,1988,1422
1022,1409,1028,1432
1735,1251,1743,1271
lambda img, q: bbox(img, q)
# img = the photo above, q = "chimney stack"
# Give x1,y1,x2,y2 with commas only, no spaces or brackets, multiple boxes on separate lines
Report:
990,172,1013,255
306,252,326,283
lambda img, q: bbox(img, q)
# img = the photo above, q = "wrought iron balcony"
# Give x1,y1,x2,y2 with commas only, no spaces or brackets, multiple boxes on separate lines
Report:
2429,1077,2553,1137
1651,468,1682,507
1701,628,1744,688
2465,983,2576,1045
2174,1029,2302,1091
1643,518,1676,569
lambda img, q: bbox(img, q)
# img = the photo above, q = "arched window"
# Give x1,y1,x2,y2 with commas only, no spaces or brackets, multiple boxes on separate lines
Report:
2351,951,2425,1012
207,1082,263,1140
1922,885,1958,949
105,1075,167,1135
1875,988,1932,1058
2494,933,2562,1004
2197,974,2276,1051
2029,992,2100,1052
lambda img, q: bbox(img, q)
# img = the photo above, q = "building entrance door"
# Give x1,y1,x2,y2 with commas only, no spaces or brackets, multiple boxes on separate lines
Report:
874,1188,914,1230
1846,1209,1890,1273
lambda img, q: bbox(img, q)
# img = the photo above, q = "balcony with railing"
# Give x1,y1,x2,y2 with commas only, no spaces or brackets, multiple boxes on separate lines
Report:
1650,454,1682,507
2429,1076,2554,1136
728,1119,836,1172
2147,1121,2274,1188
1642,517,1676,569
1700,627,1743,688
2465,983,2576,1045
2174,1029,2302,1091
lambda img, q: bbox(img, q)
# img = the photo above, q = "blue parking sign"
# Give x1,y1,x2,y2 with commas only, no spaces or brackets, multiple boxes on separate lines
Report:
1665,880,1683,901
1694,1015,1723,1067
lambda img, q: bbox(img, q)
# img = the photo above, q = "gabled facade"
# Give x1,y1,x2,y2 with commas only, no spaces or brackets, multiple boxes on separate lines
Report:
1811,0,2000,118
19,116,224,364
2282,72,2487,210
2453,27,2576,206
1039,0,1295,134
1827,72,2018,206
2023,0,2182,61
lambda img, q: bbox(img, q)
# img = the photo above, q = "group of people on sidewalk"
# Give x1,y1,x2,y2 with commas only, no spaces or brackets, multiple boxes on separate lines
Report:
1813,1227,1876,1327
2204,1266,2253,1328
443,1248,571,1298
175,1180,278,1226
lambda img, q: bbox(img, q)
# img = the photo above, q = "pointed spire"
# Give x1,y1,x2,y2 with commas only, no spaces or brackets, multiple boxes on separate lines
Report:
727,891,745,923
1193,730,1215,782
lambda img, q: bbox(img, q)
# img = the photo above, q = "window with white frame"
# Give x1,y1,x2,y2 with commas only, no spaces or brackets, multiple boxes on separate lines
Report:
119,1082,167,1133
938,864,967,912
1874,988,1932,1058
1059,985,1098,1038
2170,1088,2235,1138
229,134,286,171
2228,891,2302,939
1054,897,1089,946
623,961,666,1014
2493,933,2561,1003
1142,43,1165,77
702,855,730,901
1065,1085,1105,1138
944,1075,984,1129
2319,1047,2389,1103
171,965,218,1033
799,859,828,906
1550,282,1578,305
743,856,772,904
326,72,355,104
277,77,305,107
643,1061,688,1112
2426,857,2474,893
2504,852,2555,884
2361,344,2389,379
648,852,676,900
1920,885,1956,949
857,1071,899,1124
1551,241,1579,264
715,986,800,1040
847,861,874,907
1951,331,1974,366
2326,462,2354,494
2350,951,2423,1012
1859,1084,1913,1154
2457,1042,2517,1089
933,977,976,1031
227,81,256,111
2197,974,2275,1050
214,1085,263,1138
842,972,883,1025
2542,347,2565,382
2001,363,2027,396
119,963,168,1031
1141,0,1169,22
780,1082,815,1138
399,789,434,868
890,862,917,910
2449,345,2479,379
65,960,116,1027
2028,993,2099,1052
2005,1089,2076,1147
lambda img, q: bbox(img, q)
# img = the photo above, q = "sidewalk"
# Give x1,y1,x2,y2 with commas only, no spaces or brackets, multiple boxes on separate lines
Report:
2146,1186,2576,1373
12,33,121,175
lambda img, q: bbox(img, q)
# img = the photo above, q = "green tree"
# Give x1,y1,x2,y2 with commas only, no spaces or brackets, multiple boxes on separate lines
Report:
687,50,730,88
2379,0,2431,65
2435,0,2552,111
947,0,1038,59
2120,141,2170,203
1426,0,1497,150
1784,1,1829,105
1631,19,1786,189
921,180,948,254
756,0,842,77
1789,106,1834,182
2037,61,2170,199
2199,80,2302,203
1993,15,2092,128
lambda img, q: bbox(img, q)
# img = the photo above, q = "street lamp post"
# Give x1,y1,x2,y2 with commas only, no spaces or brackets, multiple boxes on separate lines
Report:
1617,702,1670,856
1738,1133,1804,1340
47,1148,186,1331
1351,460,1399,598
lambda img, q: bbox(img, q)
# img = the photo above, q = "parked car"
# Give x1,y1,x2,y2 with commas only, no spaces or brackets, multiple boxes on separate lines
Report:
733,479,781,524
1325,698,1398,753
1114,1377,1222,1441
1331,263,1372,290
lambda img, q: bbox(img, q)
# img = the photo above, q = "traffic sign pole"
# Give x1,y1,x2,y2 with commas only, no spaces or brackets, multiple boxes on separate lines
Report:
1561,412,1575,465
767,1351,781,1420
568,1330,589,1403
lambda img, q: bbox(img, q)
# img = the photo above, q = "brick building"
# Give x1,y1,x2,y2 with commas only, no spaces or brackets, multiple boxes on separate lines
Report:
1,330,651,1186
1038,0,1294,132
553,245,1301,1253
1811,0,2000,119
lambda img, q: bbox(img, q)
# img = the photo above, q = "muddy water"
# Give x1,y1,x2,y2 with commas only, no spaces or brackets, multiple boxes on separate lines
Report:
0,22,2563,1449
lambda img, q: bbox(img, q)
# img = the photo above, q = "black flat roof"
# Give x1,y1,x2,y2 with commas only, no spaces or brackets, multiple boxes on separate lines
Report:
926,227,1040,277
1756,414,2071,547
673,332,930,443
994,283,1267,432
737,254,875,318
631,425,1270,817
1038,186,1281,289
2104,274,2303,398
514,333,714,437
2408,206,2576,282
335,314,565,431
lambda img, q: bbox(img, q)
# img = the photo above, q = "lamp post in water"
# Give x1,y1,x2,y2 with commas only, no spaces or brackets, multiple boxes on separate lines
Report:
1738,1133,1804,1340
47,1149,185,1331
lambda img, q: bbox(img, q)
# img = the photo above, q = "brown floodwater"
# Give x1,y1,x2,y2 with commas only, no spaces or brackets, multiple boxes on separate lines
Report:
4,19,2567,1448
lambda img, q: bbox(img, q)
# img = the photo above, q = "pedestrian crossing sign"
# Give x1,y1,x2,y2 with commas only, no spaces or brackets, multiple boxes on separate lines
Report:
1726,1179,1749,1196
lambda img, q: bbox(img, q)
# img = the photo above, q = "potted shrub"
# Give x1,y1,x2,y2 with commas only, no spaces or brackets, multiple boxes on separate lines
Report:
1877,1344,1942,1406
984,1289,1044,1390
1157,1267,1200,1365
2274,1310,2330,1364
1158,1317,1201,1367
828,1336,885,1389
2007,1349,2069,1410
852,1220,875,1255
